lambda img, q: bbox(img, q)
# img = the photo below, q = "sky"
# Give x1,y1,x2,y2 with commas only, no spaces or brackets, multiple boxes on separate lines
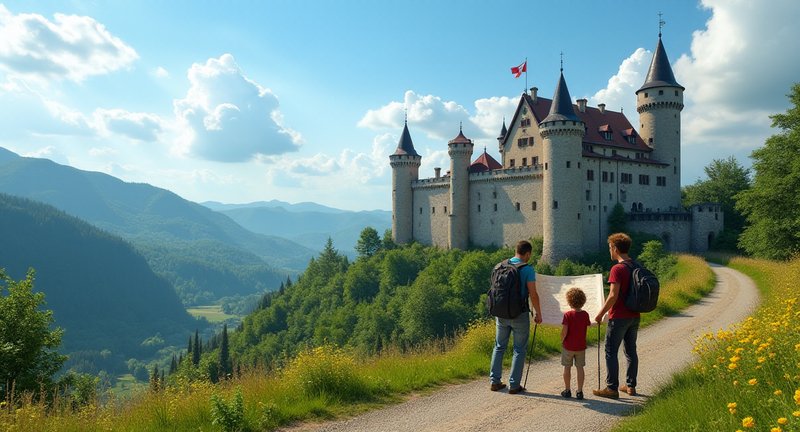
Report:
0,0,798,211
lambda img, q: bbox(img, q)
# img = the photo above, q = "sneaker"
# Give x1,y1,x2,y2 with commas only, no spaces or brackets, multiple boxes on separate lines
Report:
619,385,637,396
592,387,619,399
490,382,507,392
508,386,526,395
575,391,584,400
560,389,571,398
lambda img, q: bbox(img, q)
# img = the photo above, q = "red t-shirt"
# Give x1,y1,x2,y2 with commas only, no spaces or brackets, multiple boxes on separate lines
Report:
562,309,591,351
608,261,641,320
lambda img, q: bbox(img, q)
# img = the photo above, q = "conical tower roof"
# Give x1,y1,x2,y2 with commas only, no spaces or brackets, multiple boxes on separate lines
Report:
541,71,579,123
637,36,684,93
498,119,508,139
392,121,419,156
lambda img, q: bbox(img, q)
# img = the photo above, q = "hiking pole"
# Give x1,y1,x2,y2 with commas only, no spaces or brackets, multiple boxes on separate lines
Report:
597,323,601,390
523,321,538,389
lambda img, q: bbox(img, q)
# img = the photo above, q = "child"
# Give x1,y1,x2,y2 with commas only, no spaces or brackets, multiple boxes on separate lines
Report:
560,287,592,400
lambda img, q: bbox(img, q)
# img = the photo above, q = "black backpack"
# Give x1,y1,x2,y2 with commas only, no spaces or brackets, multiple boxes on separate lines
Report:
622,260,660,313
487,259,528,319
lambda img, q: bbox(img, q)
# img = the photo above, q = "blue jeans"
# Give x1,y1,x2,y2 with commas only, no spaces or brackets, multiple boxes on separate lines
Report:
604,317,640,390
489,313,530,389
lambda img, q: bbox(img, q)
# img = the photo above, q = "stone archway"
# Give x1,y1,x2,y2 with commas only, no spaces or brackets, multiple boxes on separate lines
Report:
707,232,715,249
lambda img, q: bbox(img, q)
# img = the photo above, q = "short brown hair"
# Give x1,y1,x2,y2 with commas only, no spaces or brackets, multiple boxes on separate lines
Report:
566,287,586,309
516,240,532,256
607,232,632,254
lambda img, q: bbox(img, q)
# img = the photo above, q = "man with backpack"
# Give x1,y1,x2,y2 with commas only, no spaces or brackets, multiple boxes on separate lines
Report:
488,240,542,394
593,232,641,399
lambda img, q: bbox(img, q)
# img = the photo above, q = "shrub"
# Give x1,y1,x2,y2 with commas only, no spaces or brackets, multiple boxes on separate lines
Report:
210,387,246,432
281,345,369,401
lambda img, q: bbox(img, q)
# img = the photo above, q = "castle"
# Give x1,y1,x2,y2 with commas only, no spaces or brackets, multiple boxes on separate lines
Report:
389,34,723,263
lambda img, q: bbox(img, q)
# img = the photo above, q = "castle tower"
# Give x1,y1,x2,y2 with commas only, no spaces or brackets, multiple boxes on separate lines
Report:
539,71,585,264
389,121,421,244
497,118,507,153
447,126,474,249
636,33,684,208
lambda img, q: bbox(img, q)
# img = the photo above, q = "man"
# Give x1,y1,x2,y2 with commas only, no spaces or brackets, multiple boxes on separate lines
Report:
489,240,543,394
593,232,640,399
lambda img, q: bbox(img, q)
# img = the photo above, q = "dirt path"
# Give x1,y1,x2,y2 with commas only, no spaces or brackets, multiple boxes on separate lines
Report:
283,264,759,432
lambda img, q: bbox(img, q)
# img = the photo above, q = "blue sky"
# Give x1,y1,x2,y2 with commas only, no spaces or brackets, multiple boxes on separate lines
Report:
1,0,798,210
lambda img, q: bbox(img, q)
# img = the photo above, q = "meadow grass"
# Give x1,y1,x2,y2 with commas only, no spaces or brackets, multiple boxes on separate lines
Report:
613,256,800,432
186,305,237,323
0,255,714,431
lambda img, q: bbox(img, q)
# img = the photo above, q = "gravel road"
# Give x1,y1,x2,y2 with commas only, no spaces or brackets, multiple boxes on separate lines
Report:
283,264,759,432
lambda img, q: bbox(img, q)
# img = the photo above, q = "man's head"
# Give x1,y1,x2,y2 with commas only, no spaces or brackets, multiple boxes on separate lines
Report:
516,240,533,262
607,232,632,260
566,287,586,309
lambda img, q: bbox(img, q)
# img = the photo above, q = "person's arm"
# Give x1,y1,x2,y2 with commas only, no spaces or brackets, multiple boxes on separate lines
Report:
561,324,568,342
528,281,542,324
594,282,620,323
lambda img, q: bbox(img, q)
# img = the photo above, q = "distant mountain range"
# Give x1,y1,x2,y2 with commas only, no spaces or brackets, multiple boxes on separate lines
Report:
205,203,392,256
0,193,196,372
0,147,312,303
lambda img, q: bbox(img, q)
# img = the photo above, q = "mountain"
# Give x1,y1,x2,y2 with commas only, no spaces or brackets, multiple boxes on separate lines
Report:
203,199,348,214
209,204,392,256
0,148,314,303
0,193,197,372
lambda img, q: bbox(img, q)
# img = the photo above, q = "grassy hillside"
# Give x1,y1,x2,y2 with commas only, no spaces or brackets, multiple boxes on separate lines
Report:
0,193,197,373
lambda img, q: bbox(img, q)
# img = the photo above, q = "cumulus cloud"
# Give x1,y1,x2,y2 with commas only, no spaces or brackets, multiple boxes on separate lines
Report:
0,4,137,83
93,108,163,142
174,53,301,162
588,48,650,118
470,96,518,139
154,66,169,78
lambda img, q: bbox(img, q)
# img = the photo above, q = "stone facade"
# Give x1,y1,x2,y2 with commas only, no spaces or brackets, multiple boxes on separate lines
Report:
390,36,724,262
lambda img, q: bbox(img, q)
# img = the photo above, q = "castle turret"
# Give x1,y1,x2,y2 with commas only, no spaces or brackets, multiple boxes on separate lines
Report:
497,119,507,153
389,121,421,244
447,126,473,249
636,33,684,207
539,71,585,264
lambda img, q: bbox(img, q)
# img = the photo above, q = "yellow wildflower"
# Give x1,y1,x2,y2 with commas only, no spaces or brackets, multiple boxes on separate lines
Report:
770,428,781,432
742,416,755,428
758,357,767,363
748,378,758,386
729,363,738,370
793,410,800,417
794,389,800,404
778,417,788,425
775,389,784,396
730,355,741,362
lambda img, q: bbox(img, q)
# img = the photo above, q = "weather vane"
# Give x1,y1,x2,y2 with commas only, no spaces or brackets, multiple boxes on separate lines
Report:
658,12,665,37
560,51,564,72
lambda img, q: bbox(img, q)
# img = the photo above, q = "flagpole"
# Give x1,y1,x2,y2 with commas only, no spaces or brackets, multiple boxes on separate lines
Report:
525,56,528,93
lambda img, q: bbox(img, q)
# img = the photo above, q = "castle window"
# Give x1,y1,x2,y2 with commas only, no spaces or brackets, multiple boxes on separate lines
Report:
639,174,650,185
715,213,718,220
577,213,580,220
674,166,677,174
657,176,667,186
638,202,643,212
522,158,527,166
444,206,447,214
510,159,515,167
478,192,481,200
419,207,422,214
532,201,537,211
553,201,558,209
609,193,613,201
675,90,679,96
626,136,636,144
621,173,632,184
659,90,664,95
585,190,591,201
521,118,531,128
610,172,615,182
648,138,653,144
566,161,571,168
587,170,594,181
494,203,498,211
578,162,581,169
545,162,548,170
478,204,481,212
493,191,497,199
612,150,617,156
644,92,649,98
533,156,539,165
602,171,609,182
432,207,435,214
631,203,636,212
603,206,607,212
528,137,535,145
620,190,627,202
517,138,527,147
602,131,612,140
515,202,520,211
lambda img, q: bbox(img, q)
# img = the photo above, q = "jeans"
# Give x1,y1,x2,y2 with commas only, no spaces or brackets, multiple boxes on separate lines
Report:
604,317,640,390
489,313,530,389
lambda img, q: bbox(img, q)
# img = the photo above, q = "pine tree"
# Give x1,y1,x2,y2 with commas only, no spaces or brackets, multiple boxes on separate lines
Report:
169,355,177,374
188,336,193,355
192,330,201,366
219,323,232,379
149,364,160,392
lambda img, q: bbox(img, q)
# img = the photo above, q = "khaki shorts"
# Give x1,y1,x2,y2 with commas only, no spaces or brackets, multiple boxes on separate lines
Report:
561,349,586,367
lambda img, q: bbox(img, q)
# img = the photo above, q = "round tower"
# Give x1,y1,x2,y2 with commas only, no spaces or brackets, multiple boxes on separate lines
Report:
636,33,684,208
389,121,421,244
447,126,473,249
539,71,585,264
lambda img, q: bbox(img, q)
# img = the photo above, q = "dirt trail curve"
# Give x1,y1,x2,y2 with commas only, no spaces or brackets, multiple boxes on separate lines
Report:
283,264,759,432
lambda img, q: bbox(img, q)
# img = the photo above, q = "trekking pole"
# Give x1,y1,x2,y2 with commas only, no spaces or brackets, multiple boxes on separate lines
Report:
597,323,601,390
523,321,538,389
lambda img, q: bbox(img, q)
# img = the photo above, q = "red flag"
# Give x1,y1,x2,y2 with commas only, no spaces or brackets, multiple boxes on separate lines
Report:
511,60,527,78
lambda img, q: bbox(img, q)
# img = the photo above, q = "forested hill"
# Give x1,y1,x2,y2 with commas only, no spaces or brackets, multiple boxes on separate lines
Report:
0,147,313,303
230,241,515,366
0,193,196,364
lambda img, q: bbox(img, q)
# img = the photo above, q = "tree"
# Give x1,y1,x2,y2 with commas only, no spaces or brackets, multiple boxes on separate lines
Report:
682,156,751,250
192,329,201,366
607,203,628,236
382,229,397,250
218,324,232,379
355,227,382,258
149,364,160,392
737,83,800,259
0,269,66,399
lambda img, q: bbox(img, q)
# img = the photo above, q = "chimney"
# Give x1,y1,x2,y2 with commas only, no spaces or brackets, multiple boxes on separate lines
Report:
434,167,441,178
577,98,587,113
530,87,538,102
598,103,606,114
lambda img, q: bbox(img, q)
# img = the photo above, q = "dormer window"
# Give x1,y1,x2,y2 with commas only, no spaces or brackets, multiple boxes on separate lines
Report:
520,118,531,128
602,131,612,140
598,124,613,141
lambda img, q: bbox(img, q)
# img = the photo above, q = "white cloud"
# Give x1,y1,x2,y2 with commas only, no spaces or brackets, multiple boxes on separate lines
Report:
154,66,169,78
470,96,518,140
173,53,301,162
588,48,650,118
93,108,163,142
0,4,138,83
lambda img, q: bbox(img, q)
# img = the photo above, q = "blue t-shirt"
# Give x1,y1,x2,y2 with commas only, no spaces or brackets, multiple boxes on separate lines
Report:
508,257,536,299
